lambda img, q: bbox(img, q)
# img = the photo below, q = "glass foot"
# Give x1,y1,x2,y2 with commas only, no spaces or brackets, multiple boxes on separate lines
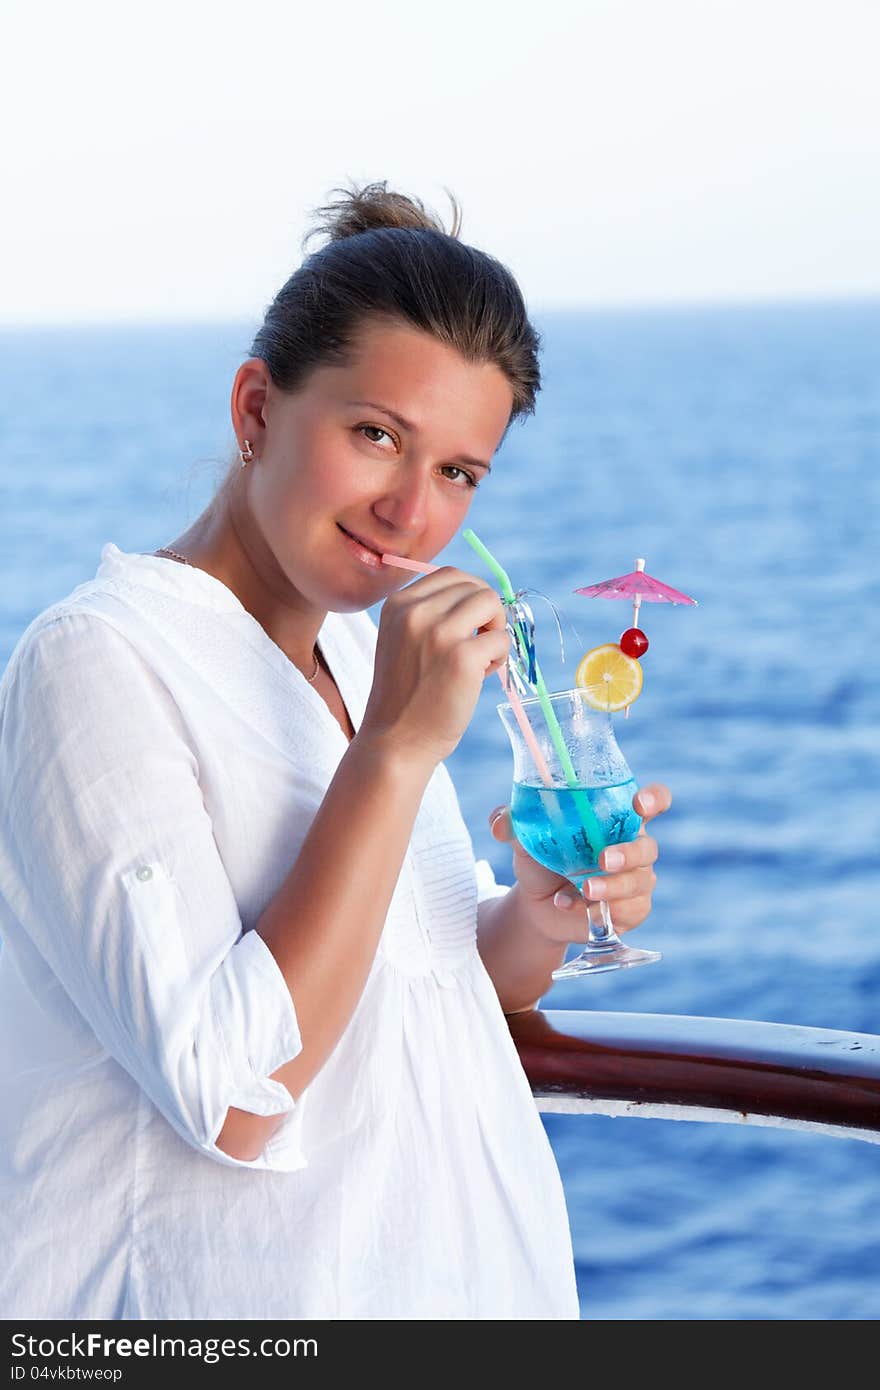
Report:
551,943,662,980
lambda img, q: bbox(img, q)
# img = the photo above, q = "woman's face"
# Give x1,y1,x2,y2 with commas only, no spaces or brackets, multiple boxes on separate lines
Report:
233,316,515,615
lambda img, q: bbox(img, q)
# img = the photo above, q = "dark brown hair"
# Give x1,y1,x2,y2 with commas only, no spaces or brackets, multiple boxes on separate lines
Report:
249,179,542,436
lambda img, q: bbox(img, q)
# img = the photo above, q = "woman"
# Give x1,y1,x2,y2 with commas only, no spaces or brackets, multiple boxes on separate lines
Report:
0,182,669,1320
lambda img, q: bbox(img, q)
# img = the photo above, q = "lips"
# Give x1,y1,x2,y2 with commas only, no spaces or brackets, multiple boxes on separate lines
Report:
337,524,388,557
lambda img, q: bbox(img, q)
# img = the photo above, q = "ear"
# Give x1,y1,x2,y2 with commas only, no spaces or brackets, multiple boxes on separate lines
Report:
230,357,271,454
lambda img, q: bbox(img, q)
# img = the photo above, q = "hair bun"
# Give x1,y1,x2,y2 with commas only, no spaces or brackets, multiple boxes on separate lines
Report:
303,179,461,251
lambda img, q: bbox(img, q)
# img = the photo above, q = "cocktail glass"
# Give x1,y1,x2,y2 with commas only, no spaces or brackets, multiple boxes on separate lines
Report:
497,687,662,979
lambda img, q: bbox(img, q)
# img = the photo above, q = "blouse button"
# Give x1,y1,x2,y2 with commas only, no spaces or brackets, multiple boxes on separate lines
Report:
135,865,154,882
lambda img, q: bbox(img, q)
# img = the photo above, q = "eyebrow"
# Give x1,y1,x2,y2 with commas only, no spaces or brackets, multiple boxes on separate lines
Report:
346,400,492,473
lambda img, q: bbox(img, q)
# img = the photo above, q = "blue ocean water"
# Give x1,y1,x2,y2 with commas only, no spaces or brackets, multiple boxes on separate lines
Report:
1,303,878,1319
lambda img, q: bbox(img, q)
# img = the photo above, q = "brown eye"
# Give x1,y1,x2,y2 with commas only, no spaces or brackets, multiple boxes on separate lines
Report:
358,425,396,447
441,465,479,489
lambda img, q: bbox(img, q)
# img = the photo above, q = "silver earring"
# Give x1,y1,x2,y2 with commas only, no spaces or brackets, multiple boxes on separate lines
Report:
239,438,255,468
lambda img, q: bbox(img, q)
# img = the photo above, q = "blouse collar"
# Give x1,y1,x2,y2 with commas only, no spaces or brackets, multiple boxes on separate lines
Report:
96,542,248,615
93,542,365,746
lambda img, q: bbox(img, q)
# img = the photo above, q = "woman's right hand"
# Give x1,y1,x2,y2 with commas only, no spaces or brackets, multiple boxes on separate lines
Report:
359,566,510,769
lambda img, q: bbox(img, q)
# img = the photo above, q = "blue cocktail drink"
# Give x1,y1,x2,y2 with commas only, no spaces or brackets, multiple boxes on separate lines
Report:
497,689,661,978
510,779,641,894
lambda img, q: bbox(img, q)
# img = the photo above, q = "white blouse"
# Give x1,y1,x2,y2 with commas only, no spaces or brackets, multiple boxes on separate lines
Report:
0,543,579,1320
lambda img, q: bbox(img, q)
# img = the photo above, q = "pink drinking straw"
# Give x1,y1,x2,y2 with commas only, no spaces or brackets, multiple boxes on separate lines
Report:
378,555,434,574
381,552,555,788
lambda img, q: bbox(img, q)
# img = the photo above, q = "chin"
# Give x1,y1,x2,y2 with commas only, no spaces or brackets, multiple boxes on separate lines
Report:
317,576,396,615
326,595,377,615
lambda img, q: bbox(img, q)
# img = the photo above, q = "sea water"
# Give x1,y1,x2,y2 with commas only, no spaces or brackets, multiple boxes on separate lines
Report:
510,779,641,889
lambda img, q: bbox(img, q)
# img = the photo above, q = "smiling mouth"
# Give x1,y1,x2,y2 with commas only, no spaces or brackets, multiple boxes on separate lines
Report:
337,524,387,557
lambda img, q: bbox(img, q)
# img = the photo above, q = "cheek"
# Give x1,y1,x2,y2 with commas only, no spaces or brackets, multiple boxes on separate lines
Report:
427,487,476,542
321,455,376,509
300,433,378,511
256,442,365,520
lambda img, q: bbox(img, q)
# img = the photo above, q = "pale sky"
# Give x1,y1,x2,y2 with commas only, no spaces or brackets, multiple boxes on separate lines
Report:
2,0,878,323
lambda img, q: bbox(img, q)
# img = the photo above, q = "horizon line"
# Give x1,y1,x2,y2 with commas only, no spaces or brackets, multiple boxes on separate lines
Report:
1,289,879,332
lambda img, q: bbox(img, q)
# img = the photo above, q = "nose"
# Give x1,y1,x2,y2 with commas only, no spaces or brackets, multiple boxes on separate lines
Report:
371,466,431,537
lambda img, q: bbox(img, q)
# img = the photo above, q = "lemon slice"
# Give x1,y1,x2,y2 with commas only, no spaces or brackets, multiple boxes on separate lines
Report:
575,643,643,711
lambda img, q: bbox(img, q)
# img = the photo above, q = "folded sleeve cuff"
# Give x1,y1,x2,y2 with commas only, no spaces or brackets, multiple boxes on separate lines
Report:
206,928,309,1172
474,857,512,904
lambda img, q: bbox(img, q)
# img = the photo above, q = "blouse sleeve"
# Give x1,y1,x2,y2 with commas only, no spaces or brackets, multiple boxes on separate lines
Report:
474,857,511,903
0,612,306,1172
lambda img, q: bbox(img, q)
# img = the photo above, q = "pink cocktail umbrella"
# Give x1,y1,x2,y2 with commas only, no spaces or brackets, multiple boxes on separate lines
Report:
575,559,698,717
575,558,697,634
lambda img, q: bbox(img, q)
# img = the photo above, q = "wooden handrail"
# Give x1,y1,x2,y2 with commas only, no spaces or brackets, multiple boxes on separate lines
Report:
507,1010,880,1136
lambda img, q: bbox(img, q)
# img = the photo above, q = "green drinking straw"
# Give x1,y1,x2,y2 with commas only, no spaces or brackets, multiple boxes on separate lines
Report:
461,528,606,855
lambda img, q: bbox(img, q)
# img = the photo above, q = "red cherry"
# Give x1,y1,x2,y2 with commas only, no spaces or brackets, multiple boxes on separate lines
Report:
620,627,649,659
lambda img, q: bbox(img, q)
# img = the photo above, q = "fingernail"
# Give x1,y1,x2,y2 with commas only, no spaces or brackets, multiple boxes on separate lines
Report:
585,878,606,899
553,890,578,911
602,849,625,871
638,791,655,814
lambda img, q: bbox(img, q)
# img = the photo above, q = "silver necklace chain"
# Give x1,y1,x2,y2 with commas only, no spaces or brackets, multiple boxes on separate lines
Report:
154,547,321,684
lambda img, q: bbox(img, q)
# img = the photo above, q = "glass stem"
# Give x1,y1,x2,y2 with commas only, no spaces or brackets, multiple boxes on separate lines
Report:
587,899,623,948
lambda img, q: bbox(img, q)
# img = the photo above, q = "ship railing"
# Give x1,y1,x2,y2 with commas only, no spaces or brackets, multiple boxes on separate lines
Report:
507,1010,880,1143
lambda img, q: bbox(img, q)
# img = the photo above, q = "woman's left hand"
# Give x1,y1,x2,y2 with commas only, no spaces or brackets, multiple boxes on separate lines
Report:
487,784,672,945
